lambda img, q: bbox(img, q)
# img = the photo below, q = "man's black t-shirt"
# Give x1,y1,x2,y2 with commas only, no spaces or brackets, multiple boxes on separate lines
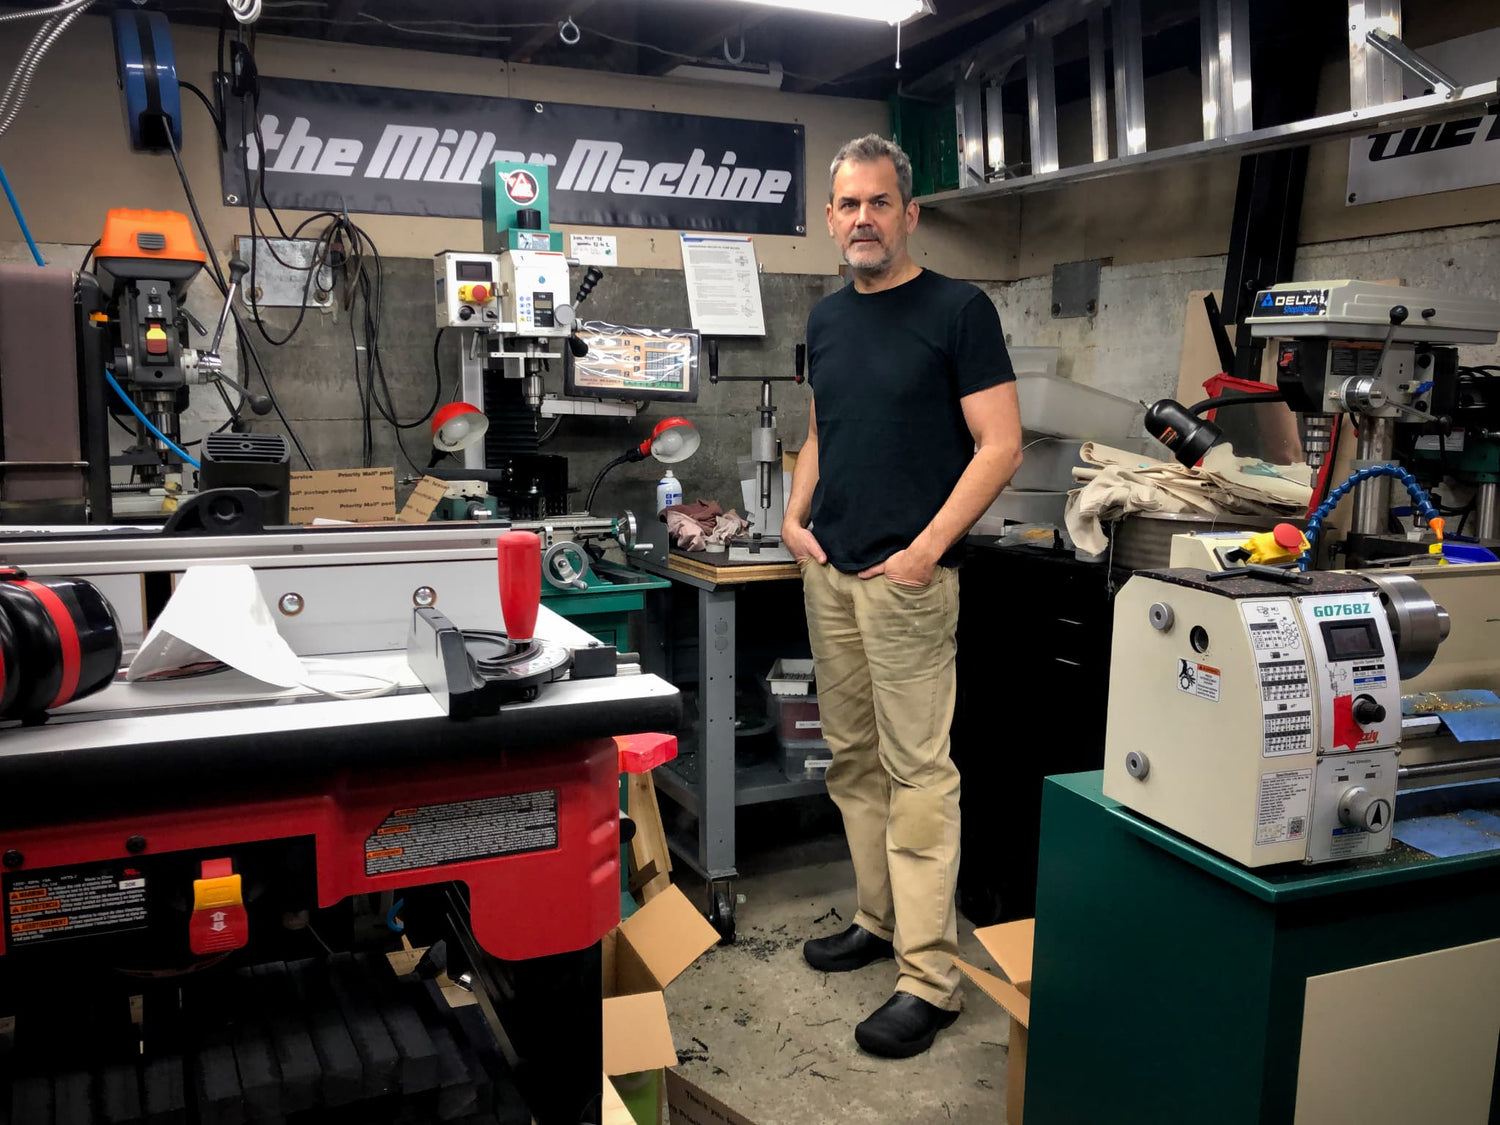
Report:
806,269,1013,573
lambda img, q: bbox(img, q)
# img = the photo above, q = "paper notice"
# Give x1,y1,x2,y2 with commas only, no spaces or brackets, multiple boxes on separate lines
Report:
570,233,617,266
680,234,765,336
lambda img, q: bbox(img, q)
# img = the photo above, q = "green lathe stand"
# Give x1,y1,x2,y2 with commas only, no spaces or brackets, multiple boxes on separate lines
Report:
1024,772,1500,1125
540,559,668,652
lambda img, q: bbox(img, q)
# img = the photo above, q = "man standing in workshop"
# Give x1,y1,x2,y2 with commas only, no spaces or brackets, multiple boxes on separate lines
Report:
783,134,1023,1059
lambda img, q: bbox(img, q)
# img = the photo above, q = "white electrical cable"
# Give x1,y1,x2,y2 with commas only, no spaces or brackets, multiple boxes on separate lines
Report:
225,0,261,26
0,0,91,23
297,659,400,701
0,2,91,141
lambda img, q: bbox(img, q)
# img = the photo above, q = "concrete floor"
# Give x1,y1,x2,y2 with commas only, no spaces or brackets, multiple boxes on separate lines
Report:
662,800,1013,1125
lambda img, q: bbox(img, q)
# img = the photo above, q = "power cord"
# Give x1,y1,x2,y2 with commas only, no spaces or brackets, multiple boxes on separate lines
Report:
161,119,314,468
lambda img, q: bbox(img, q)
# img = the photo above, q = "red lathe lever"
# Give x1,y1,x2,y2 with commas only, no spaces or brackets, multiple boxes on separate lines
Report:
496,531,542,643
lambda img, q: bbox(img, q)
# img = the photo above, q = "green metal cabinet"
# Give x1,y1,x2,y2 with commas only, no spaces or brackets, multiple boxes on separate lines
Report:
1024,772,1500,1124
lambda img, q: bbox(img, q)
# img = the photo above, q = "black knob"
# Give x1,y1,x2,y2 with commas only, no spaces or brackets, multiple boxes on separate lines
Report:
1389,305,1409,325
1352,694,1386,725
458,306,473,321
126,835,147,854
2,849,22,869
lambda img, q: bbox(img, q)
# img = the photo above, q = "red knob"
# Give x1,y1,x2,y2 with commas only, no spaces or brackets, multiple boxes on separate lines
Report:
496,531,541,643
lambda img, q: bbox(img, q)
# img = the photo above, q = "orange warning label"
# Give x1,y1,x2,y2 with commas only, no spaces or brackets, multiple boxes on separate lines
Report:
365,847,405,860
11,917,68,935
376,825,410,836
9,899,60,915
8,889,46,902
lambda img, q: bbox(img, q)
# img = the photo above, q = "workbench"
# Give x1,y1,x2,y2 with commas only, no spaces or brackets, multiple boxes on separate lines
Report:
630,548,815,938
1023,771,1500,1125
0,607,680,1125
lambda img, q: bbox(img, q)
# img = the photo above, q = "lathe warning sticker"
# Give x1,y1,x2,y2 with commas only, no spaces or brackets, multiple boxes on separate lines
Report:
364,789,559,875
1255,768,1312,846
1176,659,1221,702
4,863,148,947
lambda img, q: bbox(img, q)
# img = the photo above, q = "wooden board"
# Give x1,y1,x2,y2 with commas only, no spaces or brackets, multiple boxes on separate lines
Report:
667,551,801,585
627,771,673,904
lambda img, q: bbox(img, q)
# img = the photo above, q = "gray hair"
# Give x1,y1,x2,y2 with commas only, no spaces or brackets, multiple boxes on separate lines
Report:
828,134,914,206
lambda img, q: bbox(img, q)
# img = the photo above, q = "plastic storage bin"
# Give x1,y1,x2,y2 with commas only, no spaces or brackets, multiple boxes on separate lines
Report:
1016,372,1144,442
781,738,832,782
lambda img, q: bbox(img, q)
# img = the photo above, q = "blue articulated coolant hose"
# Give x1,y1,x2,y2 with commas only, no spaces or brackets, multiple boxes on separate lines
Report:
0,161,45,266
105,371,201,469
1299,464,1439,571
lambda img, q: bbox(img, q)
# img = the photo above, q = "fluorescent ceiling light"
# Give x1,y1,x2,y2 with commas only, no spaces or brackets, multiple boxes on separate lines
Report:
665,61,785,88
728,0,932,24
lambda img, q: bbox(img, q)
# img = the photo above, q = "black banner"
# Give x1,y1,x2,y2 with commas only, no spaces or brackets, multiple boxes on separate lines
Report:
219,77,807,236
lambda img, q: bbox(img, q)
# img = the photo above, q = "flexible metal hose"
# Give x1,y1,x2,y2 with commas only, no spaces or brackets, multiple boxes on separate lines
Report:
0,0,91,23
0,2,93,141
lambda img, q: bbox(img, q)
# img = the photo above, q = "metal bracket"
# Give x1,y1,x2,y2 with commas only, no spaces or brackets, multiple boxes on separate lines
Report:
1365,27,1460,99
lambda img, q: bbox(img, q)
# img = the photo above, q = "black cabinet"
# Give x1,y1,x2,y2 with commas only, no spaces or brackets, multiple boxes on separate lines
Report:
952,539,1124,924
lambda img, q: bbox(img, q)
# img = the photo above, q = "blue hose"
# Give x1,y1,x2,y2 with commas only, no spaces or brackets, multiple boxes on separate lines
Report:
1299,464,1438,571
105,371,201,469
0,162,44,266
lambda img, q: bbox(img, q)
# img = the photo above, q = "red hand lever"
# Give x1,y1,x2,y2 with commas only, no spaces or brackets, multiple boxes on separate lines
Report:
496,531,542,643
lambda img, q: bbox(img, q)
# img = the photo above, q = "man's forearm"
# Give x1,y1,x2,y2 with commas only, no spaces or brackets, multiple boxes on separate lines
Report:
784,433,820,527
910,444,1021,562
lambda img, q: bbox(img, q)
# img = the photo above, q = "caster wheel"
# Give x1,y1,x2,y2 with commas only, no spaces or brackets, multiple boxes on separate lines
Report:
708,884,736,945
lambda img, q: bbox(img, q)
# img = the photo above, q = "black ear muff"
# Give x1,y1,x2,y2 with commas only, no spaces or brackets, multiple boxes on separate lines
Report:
0,575,122,719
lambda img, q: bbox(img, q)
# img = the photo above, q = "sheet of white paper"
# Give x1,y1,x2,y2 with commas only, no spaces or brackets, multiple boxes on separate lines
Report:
127,565,308,688
680,234,765,336
570,233,617,266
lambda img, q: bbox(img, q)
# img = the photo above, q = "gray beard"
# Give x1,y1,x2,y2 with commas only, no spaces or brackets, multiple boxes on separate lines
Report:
843,244,893,276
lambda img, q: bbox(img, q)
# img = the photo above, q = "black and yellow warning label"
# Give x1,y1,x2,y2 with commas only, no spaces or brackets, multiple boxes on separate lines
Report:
364,789,559,876
3,864,148,947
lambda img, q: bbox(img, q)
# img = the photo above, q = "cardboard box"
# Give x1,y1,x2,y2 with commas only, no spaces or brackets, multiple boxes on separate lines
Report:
289,467,397,523
954,919,1034,1125
665,1069,758,1125
602,884,721,1124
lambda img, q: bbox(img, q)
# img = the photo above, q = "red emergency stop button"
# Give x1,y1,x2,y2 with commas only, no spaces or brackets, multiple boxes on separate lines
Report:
1273,523,1303,550
457,283,491,304
188,857,248,955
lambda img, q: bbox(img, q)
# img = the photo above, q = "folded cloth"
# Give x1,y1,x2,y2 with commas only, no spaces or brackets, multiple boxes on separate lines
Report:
661,499,723,531
1065,441,1312,557
666,507,752,551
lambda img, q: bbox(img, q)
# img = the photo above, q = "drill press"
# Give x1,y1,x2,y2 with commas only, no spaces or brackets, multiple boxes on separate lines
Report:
707,343,806,562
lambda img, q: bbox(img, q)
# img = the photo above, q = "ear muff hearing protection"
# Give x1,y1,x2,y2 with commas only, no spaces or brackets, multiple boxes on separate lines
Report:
0,569,122,719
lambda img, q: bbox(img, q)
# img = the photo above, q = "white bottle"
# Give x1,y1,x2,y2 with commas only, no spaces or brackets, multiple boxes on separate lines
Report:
656,469,682,513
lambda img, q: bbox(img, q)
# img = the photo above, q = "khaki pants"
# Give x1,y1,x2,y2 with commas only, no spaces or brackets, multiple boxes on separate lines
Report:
801,558,962,1010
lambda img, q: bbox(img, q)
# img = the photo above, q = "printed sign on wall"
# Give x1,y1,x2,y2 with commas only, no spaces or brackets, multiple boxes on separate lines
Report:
220,77,807,236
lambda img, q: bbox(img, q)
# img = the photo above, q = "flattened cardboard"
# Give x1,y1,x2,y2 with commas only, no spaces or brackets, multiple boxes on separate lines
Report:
602,1072,635,1125
289,468,396,524
954,958,1031,1025
960,917,1036,1125
396,474,448,523
665,1069,759,1125
602,991,679,1077
617,883,721,989
973,919,1035,988
603,1072,636,1125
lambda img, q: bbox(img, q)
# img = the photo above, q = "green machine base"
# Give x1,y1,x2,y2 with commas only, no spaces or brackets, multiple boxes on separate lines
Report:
1024,772,1500,1125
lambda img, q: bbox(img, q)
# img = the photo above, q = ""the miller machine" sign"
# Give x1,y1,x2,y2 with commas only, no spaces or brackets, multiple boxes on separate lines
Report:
220,77,807,236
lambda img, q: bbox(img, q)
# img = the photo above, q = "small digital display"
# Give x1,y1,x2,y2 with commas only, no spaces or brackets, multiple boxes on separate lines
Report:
456,260,492,281
1321,620,1383,662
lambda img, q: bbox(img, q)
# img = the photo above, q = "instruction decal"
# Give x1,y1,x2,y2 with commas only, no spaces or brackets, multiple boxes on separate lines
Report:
1255,768,1313,846
365,789,559,875
1176,659,1221,703
1240,600,1314,757
4,862,148,947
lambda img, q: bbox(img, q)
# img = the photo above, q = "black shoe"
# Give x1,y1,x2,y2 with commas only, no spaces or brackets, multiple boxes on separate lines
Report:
854,993,959,1059
802,924,895,973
